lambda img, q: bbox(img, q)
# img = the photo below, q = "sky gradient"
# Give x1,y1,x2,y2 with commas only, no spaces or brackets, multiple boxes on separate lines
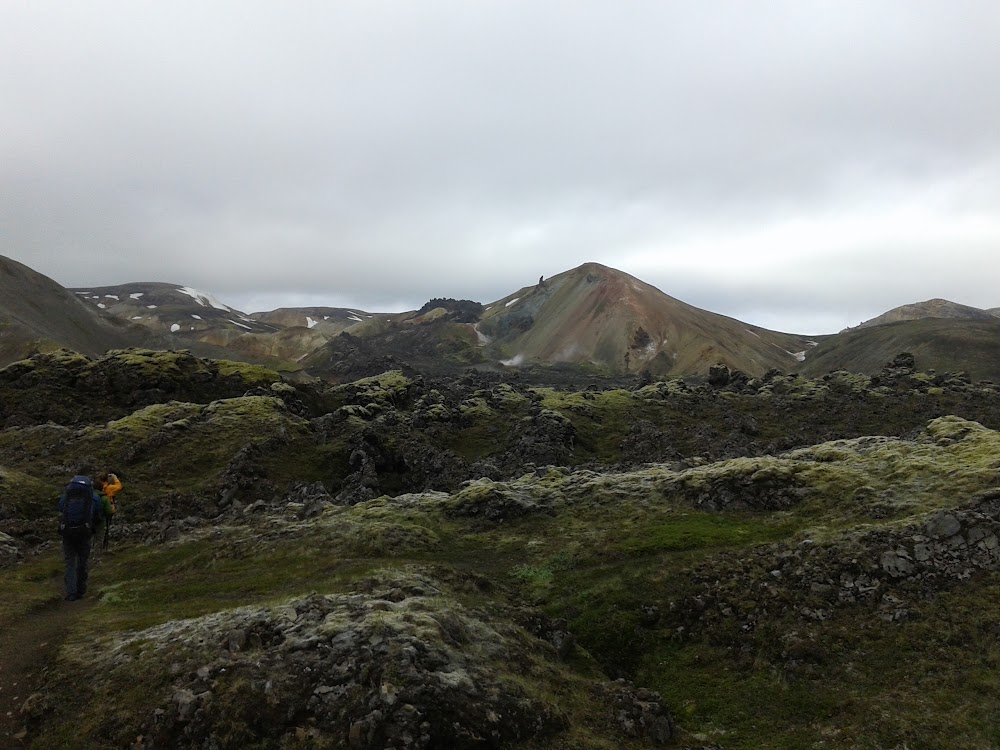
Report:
3,1,998,334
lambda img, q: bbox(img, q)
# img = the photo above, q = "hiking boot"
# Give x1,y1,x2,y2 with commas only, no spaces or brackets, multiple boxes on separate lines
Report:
64,593,78,601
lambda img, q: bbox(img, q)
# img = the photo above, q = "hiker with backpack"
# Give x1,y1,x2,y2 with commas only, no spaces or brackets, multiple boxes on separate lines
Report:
57,475,104,601
94,471,122,552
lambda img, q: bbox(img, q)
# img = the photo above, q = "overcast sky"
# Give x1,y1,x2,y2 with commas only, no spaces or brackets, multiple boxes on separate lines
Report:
2,1,999,334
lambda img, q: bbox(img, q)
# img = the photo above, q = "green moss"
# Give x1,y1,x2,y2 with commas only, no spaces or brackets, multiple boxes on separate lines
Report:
634,379,693,400
106,401,203,441
459,396,493,420
214,358,281,384
531,387,643,461
0,463,64,518
351,369,411,392
338,370,413,407
489,383,532,411
323,498,448,557
337,403,375,419
615,513,794,555
923,414,989,443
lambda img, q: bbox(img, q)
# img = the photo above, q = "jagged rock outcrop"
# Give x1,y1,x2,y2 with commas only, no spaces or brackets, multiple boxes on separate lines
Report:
619,420,681,464
672,487,1000,639
0,530,19,567
594,679,675,745
283,481,336,518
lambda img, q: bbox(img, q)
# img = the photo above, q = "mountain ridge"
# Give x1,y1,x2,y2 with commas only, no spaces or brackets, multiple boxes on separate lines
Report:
0,256,159,363
5,253,1000,380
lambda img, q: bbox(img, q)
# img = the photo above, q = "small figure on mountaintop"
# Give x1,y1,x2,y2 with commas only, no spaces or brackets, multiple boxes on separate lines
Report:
93,471,122,553
57,475,103,601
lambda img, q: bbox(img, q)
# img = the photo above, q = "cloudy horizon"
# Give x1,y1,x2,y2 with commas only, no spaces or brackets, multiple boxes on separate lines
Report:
3,1,999,335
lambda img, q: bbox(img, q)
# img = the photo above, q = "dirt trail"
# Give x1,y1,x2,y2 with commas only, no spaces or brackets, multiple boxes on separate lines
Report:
0,593,92,744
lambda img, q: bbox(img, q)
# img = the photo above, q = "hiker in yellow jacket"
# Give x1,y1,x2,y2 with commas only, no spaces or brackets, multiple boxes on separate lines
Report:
94,472,122,552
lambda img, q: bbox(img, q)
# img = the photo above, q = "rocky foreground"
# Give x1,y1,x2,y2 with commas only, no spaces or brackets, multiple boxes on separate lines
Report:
4,349,1000,748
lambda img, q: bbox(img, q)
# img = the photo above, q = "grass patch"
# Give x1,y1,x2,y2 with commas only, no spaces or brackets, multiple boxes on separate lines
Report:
614,512,795,555
0,551,64,627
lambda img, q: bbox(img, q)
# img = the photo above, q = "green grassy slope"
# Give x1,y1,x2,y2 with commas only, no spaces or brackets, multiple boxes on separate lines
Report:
798,318,1000,382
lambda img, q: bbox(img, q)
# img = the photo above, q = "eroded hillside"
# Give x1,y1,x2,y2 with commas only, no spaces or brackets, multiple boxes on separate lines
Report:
3,350,1000,748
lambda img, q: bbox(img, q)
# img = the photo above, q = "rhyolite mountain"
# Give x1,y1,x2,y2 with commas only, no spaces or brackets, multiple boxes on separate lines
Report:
477,262,819,375
301,263,824,380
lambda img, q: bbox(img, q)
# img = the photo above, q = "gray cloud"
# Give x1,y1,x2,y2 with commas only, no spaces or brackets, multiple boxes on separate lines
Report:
2,1,999,333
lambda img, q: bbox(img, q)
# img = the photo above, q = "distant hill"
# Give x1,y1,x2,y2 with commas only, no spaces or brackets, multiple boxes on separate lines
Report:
477,263,819,377
68,282,336,365
799,317,1000,382
69,282,279,336
850,298,999,330
71,283,392,365
300,300,485,381
0,256,155,366
250,307,381,337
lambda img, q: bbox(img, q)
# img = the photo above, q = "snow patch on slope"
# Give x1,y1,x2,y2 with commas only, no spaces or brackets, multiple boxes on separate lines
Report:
505,298,520,308
306,317,318,329
170,323,180,332
177,287,232,311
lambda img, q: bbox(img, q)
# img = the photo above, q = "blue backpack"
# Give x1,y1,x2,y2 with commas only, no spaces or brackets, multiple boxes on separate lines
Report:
60,476,94,539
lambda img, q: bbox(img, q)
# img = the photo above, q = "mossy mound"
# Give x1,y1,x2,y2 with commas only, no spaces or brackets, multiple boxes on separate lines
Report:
0,348,282,428
38,569,671,749
2,394,320,521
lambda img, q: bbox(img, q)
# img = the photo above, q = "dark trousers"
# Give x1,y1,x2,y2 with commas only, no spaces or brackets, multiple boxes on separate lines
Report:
62,532,92,597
